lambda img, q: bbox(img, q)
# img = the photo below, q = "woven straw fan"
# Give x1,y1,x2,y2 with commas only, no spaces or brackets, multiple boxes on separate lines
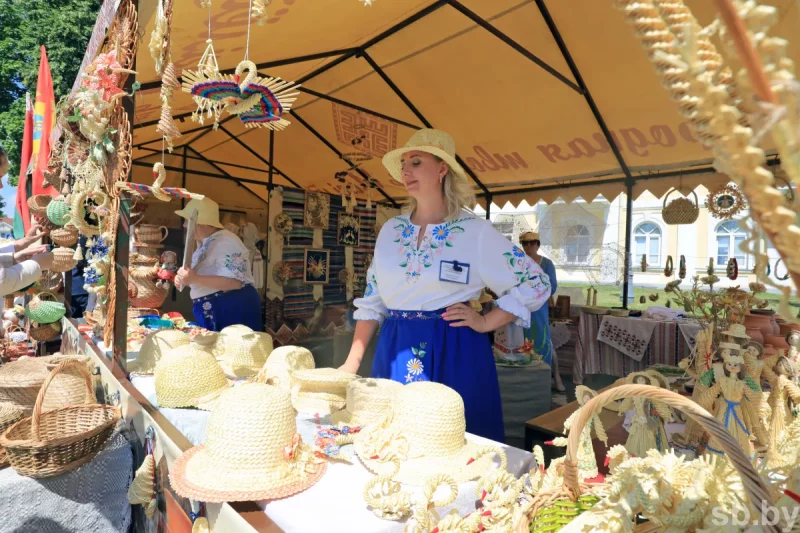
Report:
516,384,782,533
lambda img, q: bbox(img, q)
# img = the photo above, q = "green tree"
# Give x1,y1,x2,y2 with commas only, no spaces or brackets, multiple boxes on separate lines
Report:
0,0,101,185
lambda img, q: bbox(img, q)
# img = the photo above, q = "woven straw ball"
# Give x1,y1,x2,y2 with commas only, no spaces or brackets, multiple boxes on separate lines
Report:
154,343,229,410
129,329,191,375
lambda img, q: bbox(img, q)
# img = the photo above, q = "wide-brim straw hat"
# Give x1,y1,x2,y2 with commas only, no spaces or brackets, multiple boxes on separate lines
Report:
519,231,540,242
722,324,750,339
381,129,468,184
174,197,225,229
169,383,326,502
254,345,315,390
129,329,191,375
217,331,273,378
330,378,403,428
212,324,254,357
353,381,497,486
154,343,231,410
291,368,358,415
0,358,94,410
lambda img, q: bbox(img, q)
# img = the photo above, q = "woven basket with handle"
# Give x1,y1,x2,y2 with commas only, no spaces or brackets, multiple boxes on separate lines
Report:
25,292,66,325
36,271,63,293
51,225,79,247
129,266,168,309
50,247,79,273
26,195,52,217
662,189,699,225
0,360,120,478
0,403,28,468
516,384,781,533
134,224,169,244
28,321,62,342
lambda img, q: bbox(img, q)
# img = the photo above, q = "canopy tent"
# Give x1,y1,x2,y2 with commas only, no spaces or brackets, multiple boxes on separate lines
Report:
128,0,798,211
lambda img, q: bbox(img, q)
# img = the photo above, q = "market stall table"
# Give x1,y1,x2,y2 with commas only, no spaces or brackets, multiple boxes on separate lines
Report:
573,311,700,384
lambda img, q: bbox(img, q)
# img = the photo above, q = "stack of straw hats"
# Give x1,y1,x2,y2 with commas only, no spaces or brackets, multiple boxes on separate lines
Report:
169,383,326,502
253,345,315,389
217,331,273,378
129,329,190,374
291,368,358,415
330,378,403,428
154,343,230,410
354,381,499,485
211,324,255,357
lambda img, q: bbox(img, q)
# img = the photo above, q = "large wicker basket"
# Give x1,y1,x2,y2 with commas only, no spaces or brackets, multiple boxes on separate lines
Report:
0,360,120,478
516,385,780,532
662,189,699,225
129,266,168,309
0,404,28,468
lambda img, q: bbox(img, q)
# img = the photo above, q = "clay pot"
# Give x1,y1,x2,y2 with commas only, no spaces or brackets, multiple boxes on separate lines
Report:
779,322,800,336
745,327,764,346
765,334,791,351
744,313,774,341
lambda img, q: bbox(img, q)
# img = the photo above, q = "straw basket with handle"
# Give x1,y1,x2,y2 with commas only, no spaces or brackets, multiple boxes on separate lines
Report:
0,359,120,478
129,266,169,309
50,247,79,273
51,225,79,247
134,224,169,244
25,292,66,325
28,321,62,342
662,189,699,225
516,384,781,533
37,271,63,293
26,195,52,218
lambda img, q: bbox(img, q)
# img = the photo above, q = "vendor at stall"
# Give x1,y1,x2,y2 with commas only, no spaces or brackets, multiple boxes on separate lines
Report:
519,231,565,392
341,129,551,442
0,224,54,298
174,198,263,332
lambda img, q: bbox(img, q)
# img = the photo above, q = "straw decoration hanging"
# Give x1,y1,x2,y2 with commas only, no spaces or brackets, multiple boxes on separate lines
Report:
252,0,269,25
156,63,182,151
110,107,132,189
104,0,139,82
149,0,174,76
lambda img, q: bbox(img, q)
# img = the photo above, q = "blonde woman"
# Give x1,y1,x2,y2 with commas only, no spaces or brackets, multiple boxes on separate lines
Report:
341,129,551,441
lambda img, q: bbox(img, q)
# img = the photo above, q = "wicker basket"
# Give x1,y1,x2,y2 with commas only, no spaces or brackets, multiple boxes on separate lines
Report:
51,225,79,247
36,271,63,293
134,225,169,244
29,321,62,342
25,292,66,325
46,197,70,227
0,404,28,468
0,360,120,478
662,189,699,225
27,195,53,217
3,295,14,309
50,247,79,273
516,384,779,532
129,278,169,309
0,358,47,408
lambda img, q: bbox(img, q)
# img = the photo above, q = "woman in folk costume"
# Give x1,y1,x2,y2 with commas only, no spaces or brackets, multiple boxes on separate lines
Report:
341,129,551,442
174,198,263,332
519,230,564,391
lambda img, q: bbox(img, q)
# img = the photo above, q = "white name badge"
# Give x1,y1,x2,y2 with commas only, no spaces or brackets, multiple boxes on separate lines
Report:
439,260,470,284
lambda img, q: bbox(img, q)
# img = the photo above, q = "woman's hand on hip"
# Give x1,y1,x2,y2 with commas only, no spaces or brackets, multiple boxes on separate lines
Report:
443,303,488,333
175,266,196,287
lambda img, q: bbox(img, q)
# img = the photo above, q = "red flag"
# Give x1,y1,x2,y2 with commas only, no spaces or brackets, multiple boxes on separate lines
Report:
13,93,34,238
31,46,58,197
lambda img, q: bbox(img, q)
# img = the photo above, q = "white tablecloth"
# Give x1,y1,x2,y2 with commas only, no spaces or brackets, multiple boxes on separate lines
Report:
130,377,534,533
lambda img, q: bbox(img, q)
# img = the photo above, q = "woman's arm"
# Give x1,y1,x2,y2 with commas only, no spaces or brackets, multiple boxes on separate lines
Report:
443,304,515,333
340,319,380,373
176,266,244,293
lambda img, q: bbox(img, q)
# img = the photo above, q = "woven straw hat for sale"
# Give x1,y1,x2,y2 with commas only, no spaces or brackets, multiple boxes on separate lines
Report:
290,368,358,415
154,343,230,410
353,381,501,485
0,358,94,411
330,378,403,428
129,329,191,375
217,331,273,378
253,345,315,390
169,383,326,502
212,324,255,357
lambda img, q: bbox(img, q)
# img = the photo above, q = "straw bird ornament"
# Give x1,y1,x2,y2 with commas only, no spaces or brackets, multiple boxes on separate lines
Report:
127,454,157,518
151,163,172,202
182,60,300,130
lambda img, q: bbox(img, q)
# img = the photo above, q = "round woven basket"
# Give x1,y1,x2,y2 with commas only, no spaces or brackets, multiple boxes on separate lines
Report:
129,270,169,309
134,225,169,244
662,189,699,225
45,197,70,227
50,247,79,273
516,384,780,532
0,360,119,478
28,321,62,343
36,271,63,293
26,195,52,217
0,403,28,468
51,225,79,247
25,292,66,325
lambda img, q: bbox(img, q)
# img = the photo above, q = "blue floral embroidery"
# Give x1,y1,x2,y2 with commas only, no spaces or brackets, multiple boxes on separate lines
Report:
392,216,469,282
512,245,525,258
364,271,377,297
432,225,450,241
401,224,415,239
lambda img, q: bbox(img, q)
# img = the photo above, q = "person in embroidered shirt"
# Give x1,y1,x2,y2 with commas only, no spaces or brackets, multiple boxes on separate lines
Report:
174,197,262,332
0,224,54,298
340,129,551,442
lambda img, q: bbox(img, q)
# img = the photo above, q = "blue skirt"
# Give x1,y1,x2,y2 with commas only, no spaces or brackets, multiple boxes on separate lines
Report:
371,308,505,443
191,285,263,332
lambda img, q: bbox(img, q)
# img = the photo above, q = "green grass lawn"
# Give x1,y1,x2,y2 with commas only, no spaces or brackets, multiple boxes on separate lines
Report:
559,281,800,315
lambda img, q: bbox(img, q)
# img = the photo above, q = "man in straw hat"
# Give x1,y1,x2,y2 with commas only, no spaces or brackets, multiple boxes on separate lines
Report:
174,197,262,332
340,129,552,442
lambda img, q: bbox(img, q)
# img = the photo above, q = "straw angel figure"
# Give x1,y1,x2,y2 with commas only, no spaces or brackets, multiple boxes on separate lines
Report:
767,357,800,452
548,385,607,480
618,372,673,457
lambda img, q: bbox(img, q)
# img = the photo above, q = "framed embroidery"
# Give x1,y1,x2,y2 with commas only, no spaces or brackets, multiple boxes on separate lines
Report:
338,213,360,246
303,248,330,284
304,191,330,229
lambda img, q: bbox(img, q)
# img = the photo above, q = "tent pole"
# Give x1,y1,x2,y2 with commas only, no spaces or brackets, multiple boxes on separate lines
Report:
485,194,492,220
266,129,274,306
622,178,634,309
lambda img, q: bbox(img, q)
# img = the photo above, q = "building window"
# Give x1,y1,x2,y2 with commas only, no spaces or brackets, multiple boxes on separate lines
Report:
634,222,661,267
565,225,590,263
716,220,747,268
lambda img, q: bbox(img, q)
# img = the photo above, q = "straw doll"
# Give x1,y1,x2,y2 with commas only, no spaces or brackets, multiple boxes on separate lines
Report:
698,351,763,460
548,385,607,480
618,372,673,457
767,357,800,452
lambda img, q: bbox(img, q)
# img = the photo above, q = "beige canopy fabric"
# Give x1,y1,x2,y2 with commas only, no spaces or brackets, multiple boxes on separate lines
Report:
129,0,799,208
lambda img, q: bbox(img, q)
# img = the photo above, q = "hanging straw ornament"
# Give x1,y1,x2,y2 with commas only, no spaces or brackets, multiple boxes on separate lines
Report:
127,453,157,518
252,0,269,25
156,63,181,151
149,0,173,76
182,3,224,127
151,163,173,202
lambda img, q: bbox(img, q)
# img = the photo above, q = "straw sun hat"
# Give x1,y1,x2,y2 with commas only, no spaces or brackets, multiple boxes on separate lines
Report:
381,129,468,184
217,331,273,378
174,197,224,229
330,378,403,428
354,381,500,486
154,343,231,410
129,329,191,375
721,324,750,340
212,324,255,357
254,345,315,390
291,368,358,415
169,383,326,502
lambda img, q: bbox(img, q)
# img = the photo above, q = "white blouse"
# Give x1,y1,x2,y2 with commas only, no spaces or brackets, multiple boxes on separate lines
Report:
190,230,255,299
353,210,551,328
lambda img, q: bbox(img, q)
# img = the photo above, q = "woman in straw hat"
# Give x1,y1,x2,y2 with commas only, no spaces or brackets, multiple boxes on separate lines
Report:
340,129,551,442
519,230,564,392
174,197,262,332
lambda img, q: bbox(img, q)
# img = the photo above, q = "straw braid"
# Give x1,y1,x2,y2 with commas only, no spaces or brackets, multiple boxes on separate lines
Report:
363,460,412,520
409,475,459,533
